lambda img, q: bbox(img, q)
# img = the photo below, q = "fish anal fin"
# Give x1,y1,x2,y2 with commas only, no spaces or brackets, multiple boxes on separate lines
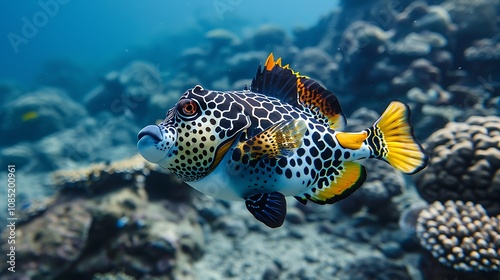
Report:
245,192,287,228
236,119,307,161
307,162,366,204
335,131,368,150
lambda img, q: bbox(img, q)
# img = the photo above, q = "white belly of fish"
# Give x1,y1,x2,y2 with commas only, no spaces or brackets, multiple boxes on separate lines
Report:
187,166,244,201
188,155,309,201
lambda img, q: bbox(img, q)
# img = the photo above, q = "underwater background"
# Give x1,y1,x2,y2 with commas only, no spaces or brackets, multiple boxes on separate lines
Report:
0,0,499,279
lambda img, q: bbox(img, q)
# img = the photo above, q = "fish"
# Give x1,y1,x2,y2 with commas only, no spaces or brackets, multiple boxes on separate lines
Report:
21,111,39,121
137,53,428,228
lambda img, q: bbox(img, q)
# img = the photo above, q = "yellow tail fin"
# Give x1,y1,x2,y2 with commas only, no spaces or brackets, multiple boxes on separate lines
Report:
372,101,428,174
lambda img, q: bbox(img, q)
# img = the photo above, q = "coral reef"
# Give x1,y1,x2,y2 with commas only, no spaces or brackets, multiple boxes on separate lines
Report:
394,2,452,37
224,51,267,88
53,155,149,194
85,61,164,120
1,0,500,279
337,21,389,94
293,47,338,87
93,271,135,280
0,88,87,146
205,28,240,55
53,153,193,201
465,38,500,63
0,199,92,279
337,256,413,280
251,25,290,51
416,200,500,272
0,116,139,172
415,116,500,215
442,0,498,47
399,201,429,235
464,37,500,92
66,187,203,279
0,154,202,279
393,58,451,106
292,0,499,121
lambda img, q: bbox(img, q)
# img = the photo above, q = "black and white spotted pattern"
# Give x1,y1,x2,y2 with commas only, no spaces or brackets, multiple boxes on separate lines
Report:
151,85,376,202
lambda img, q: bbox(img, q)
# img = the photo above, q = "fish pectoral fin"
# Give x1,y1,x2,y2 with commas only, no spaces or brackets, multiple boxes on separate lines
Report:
245,192,287,228
306,162,367,205
236,119,307,161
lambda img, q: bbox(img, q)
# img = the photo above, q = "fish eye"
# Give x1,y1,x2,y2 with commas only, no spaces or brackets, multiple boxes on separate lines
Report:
177,99,199,119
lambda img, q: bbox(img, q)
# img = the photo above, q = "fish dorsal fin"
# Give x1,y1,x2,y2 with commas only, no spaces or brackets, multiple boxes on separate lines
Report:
251,53,346,131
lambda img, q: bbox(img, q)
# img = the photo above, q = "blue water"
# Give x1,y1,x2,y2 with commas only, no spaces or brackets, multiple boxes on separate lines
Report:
0,0,337,87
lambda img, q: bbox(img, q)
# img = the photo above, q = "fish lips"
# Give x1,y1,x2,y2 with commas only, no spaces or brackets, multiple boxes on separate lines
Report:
137,125,176,164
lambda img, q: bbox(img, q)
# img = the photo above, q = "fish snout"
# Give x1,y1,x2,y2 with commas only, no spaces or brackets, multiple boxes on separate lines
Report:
137,125,175,164
138,125,163,142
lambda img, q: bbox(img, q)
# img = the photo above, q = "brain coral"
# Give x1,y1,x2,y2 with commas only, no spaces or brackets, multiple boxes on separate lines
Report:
416,200,500,272
415,116,500,215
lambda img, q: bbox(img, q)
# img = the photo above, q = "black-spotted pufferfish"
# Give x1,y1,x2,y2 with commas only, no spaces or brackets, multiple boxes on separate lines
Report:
137,53,428,228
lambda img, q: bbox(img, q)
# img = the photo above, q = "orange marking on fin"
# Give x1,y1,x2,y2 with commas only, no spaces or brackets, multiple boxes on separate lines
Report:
335,131,368,150
265,53,275,71
255,54,346,130
297,78,346,130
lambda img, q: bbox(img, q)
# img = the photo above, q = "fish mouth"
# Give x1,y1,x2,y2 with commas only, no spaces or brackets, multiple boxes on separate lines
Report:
138,125,163,142
137,125,174,164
